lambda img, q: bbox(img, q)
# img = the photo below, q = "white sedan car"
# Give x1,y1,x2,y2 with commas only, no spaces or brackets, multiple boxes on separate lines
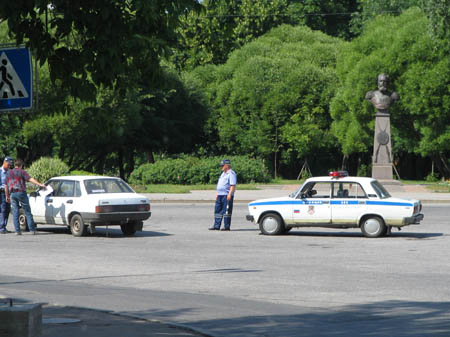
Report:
246,171,424,237
20,176,151,237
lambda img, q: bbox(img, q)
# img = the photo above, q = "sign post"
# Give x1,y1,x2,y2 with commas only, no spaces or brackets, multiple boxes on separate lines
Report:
0,47,33,112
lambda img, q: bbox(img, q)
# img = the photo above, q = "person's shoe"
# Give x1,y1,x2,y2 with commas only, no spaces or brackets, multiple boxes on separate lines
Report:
208,227,219,230
0,230,7,234
30,231,37,235
221,228,230,231
15,231,22,236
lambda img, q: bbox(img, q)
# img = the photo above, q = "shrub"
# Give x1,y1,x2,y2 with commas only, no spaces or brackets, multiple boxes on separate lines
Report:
129,155,271,185
27,157,70,183
70,170,97,176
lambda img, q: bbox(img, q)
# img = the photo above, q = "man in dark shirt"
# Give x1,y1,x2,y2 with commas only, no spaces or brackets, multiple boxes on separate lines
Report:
5,159,46,235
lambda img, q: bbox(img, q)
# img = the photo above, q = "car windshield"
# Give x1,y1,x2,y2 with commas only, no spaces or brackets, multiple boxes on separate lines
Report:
371,180,391,199
84,178,135,194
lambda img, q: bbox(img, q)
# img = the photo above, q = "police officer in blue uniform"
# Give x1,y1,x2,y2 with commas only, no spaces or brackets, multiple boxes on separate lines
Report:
209,159,237,231
0,156,12,233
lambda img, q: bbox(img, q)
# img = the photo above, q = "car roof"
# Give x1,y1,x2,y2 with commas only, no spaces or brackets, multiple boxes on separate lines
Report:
49,176,122,181
305,176,376,183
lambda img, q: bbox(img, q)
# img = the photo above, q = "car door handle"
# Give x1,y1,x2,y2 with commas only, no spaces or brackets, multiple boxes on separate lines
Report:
66,200,73,204
47,198,53,203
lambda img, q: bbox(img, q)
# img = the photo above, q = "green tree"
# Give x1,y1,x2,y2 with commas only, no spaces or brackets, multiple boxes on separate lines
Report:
331,8,450,178
350,0,420,35
174,0,357,71
0,0,201,100
190,25,343,176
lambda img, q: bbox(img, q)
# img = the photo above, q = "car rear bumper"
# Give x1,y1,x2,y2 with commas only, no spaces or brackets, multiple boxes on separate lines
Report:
403,213,424,225
246,215,254,222
81,211,151,225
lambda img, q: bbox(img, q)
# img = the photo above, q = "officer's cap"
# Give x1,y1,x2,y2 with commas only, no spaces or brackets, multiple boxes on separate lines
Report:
220,159,231,166
4,156,13,163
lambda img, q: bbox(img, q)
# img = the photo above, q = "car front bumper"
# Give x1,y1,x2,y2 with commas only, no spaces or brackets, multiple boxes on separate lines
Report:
403,213,424,225
81,211,151,225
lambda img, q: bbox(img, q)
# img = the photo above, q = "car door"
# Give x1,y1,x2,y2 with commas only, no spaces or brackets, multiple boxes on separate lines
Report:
50,180,79,225
331,182,367,226
293,181,332,224
30,179,60,224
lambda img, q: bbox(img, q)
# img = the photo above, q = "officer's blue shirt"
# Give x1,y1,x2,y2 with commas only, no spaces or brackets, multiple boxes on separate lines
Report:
217,169,237,196
0,167,7,189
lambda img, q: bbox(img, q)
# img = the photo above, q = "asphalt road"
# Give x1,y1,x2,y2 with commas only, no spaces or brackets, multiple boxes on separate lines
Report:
0,204,449,336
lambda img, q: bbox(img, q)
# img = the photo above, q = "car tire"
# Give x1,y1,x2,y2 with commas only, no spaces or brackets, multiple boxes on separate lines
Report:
360,216,386,238
121,222,137,236
70,214,86,237
19,209,29,232
259,213,284,235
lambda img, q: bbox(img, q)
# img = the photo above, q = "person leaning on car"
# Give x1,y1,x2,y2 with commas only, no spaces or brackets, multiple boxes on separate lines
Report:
5,159,46,235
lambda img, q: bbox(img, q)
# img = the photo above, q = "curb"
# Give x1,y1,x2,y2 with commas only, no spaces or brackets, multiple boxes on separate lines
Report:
45,305,215,337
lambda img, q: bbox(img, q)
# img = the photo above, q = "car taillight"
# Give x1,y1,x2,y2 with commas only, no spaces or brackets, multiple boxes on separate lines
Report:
96,205,114,213
137,204,150,212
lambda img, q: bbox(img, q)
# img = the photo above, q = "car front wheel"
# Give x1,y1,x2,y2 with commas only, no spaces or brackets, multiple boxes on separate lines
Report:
259,213,284,235
70,214,86,237
361,216,386,238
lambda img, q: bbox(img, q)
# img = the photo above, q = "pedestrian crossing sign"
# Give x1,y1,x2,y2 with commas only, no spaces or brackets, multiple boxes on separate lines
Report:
0,47,32,112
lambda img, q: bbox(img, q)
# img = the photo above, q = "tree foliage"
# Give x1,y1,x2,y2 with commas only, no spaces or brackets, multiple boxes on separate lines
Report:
0,0,201,100
189,25,343,176
331,8,450,177
174,0,357,71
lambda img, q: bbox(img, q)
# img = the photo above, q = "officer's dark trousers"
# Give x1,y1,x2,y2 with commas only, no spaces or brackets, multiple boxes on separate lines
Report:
213,195,234,229
0,191,10,232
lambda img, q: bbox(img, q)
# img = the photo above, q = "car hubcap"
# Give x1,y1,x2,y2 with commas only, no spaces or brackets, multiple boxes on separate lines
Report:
263,217,278,233
73,220,80,232
364,218,380,235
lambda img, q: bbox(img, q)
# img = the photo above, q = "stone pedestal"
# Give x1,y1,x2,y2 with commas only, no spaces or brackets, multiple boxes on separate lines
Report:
0,304,42,337
372,113,393,180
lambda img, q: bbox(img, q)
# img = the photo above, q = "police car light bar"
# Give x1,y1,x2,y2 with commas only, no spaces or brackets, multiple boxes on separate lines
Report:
329,171,349,178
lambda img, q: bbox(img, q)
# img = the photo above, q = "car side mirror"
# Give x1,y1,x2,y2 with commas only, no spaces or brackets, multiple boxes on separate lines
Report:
310,190,317,196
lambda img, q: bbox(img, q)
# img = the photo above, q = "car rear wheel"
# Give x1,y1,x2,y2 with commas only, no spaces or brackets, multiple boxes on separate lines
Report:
259,213,283,235
361,216,386,238
19,209,28,232
121,222,137,236
70,214,86,237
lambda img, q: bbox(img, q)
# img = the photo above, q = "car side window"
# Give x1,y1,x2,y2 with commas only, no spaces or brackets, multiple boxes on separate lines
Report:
55,181,75,197
332,182,367,198
46,180,60,197
306,182,331,198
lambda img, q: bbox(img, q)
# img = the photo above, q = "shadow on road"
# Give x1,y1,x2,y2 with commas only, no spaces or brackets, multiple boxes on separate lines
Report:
33,227,171,238
283,230,443,239
123,300,450,337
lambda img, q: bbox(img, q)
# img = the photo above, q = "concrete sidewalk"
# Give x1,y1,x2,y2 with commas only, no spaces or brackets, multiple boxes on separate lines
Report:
144,184,450,204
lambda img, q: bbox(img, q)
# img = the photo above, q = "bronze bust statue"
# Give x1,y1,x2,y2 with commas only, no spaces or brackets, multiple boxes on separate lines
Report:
365,74,399,114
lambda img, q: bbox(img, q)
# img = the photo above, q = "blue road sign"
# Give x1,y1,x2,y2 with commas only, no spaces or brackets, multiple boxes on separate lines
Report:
0,47,32,111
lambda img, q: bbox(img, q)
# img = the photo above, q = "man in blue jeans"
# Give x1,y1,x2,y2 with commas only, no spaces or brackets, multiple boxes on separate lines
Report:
0,156,13,233
209,159,237,231
5,159,46,235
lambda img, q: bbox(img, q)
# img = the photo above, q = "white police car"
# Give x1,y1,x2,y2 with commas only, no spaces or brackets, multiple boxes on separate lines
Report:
246,171,424,237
